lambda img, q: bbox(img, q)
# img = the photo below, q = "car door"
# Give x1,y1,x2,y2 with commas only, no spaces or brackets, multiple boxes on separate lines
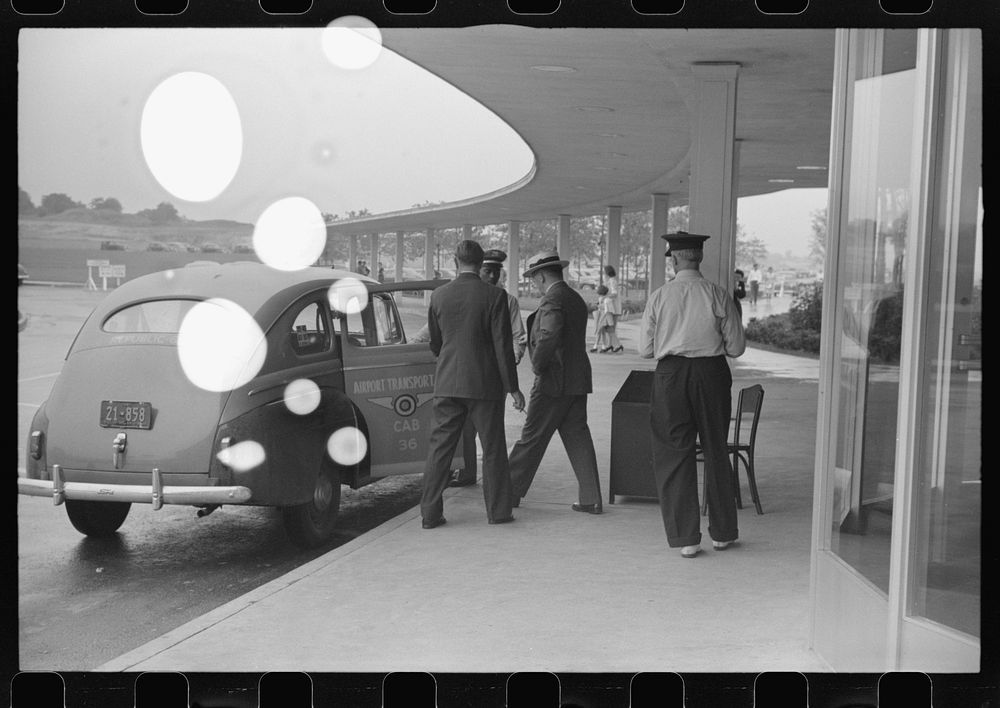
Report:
338,280,452,479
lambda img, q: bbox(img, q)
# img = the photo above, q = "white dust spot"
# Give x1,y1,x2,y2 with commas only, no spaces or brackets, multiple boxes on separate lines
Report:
216,440,266,472
321,16,383,70
140,72,242,202
284,378,321,415
327,278,368,314
177,298,266,392
252,197,327,272
326,426,367,466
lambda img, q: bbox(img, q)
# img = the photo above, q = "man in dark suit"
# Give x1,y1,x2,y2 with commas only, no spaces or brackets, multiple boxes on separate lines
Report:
508,250,604,514
420,240,526,528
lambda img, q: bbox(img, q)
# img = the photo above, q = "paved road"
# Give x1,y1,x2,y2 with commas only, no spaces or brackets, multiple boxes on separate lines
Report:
16,285,426,670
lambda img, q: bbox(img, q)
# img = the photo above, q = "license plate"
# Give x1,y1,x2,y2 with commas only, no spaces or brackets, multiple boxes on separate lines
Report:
100,400,153,429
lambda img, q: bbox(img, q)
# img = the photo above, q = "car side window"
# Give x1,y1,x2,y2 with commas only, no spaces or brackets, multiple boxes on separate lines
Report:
289,301,330,356
344,293,405,347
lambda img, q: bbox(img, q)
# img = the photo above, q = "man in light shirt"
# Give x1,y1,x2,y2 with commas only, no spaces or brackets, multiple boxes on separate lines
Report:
639,232,746,559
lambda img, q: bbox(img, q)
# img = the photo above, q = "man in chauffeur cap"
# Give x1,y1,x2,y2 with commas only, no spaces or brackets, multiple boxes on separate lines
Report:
639,231,746,558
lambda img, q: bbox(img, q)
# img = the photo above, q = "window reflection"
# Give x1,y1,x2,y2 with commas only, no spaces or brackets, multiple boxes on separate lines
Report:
829,30,918,592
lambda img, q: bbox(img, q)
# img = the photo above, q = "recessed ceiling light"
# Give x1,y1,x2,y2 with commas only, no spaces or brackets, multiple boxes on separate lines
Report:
609,152,629,158
574,185,590,190
768,179,795,183
574,105,615,112
796,165,827,170
595,132,624,138
531,65,577,72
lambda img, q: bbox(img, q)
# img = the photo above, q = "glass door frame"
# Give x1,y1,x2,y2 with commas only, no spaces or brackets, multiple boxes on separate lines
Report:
809,27,981,672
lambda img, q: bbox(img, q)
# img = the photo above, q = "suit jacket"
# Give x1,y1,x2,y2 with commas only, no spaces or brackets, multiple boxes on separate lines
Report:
428,272,519,399
525,280,593,397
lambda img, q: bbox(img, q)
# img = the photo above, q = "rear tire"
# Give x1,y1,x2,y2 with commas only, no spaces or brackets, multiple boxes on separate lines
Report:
65,500,131,536
282,469,342,548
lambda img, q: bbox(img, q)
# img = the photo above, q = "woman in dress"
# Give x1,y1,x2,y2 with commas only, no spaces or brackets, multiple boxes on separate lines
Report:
602,265,624,353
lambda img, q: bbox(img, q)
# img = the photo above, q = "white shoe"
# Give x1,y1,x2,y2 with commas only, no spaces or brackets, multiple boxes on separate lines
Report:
712,540,733,550
680,545,701,558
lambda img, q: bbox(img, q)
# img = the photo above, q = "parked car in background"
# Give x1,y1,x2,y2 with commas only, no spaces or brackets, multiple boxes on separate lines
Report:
19,262,449,548
18,263,29,286
100,240,125,251
200,242,224,253
232,243,254,254
146,242,167,252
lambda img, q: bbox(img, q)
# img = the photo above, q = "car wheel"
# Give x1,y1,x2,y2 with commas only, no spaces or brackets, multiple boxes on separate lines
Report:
65,500,131,536
281,468,342,548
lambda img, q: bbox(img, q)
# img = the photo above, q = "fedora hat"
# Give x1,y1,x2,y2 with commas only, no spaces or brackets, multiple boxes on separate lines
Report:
661,230,710,256
522,250,569,278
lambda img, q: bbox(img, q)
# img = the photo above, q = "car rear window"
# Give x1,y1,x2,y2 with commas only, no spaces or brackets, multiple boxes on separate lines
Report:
103,299,199,333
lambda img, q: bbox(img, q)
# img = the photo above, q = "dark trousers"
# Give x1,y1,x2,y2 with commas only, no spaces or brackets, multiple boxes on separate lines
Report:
650,355,738,547
508,387,602,506
450,419,478,483
421,396,511,523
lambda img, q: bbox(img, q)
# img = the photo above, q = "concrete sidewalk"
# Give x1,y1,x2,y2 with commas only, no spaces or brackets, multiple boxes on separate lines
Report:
98,320,831,673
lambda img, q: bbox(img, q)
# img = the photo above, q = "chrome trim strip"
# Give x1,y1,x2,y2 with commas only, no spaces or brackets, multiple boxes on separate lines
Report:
17,478,252,505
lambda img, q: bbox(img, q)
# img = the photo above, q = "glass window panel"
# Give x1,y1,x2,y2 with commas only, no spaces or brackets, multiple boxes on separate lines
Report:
829,30,918,592
908,31,982,638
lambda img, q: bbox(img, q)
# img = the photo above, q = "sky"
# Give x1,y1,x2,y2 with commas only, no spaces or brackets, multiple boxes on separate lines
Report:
19,25,824,259
18,26,534,223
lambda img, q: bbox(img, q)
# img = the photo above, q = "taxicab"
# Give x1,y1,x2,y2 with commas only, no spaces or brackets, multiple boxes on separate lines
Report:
19,261,452,547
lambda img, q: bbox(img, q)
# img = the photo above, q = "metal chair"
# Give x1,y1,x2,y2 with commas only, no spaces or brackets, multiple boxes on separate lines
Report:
699,384,765,515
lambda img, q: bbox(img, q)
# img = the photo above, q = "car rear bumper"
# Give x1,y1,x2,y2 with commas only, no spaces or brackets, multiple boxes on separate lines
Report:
18,465,252,508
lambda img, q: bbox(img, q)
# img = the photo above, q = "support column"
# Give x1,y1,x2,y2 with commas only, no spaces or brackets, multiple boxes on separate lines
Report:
424,228,435,280
558,214,571,263
687,62,740,288
424,228,435,306
394,231,405,282
507,221,521,295
370,233,380,278
348,234,358,274
463,224,473,241
607,205,622,278
729,139,743,279
649,193,670,296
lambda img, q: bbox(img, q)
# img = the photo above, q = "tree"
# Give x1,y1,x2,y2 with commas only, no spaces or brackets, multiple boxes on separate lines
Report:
808,207,827,270
18,187,36,215
89,197,123,213
38,192,83,217
736,231,769,268
138,201,181,224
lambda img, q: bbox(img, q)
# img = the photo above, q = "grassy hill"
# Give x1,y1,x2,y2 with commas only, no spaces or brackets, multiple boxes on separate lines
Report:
18,211,257,284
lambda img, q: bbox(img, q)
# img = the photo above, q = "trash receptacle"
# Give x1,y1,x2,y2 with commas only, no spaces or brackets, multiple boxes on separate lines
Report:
609,369,658,504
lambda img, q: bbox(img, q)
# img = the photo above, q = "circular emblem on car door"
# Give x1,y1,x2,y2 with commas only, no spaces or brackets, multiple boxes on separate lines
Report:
393,394,417,417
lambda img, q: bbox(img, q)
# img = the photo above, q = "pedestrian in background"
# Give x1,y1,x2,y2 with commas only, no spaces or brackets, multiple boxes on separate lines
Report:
508,250,604,515
420,240,525,528
447,248,527,488
748,263,763,307
602,264,624,353
639,232,746,558
591,284,613,353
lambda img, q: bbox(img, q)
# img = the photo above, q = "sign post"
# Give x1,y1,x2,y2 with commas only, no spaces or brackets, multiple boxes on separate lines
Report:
86,259,110,291
98,264,126,290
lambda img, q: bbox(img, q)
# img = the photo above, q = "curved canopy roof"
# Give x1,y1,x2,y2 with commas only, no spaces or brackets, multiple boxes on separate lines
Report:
329,27,835,235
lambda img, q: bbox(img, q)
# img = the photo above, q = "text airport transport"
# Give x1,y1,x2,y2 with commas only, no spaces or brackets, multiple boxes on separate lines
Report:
19,261,453,547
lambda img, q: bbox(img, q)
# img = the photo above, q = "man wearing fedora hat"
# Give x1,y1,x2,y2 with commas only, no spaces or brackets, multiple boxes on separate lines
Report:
507,249,604,514
420,239,526,528
639,231,746,558
447,248,528,488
